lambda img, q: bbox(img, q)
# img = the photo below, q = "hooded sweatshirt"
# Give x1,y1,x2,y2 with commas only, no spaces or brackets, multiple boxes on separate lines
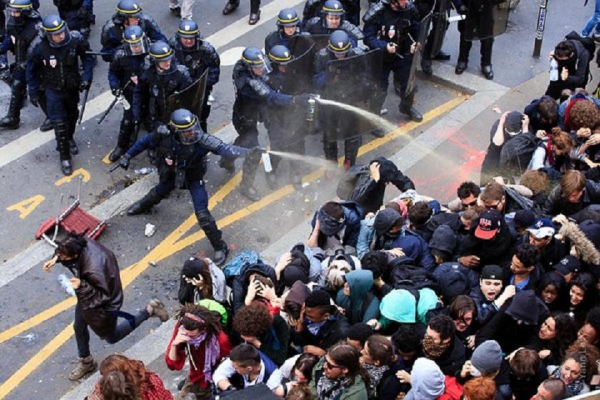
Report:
335,270,380,324
404,358,445,400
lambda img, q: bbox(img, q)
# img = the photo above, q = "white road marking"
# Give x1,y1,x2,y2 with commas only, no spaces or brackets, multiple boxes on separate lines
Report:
219,46,247,66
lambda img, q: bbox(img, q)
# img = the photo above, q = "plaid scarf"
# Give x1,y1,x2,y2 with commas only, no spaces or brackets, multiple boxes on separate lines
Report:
317,374,353,400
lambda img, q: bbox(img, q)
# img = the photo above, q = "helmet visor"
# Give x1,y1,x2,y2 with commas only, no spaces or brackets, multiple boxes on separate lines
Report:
174,119,201,145
126,37,148,55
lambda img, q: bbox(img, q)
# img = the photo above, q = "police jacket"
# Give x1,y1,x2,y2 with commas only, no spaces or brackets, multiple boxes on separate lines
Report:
125,127,247,182
305,17,364,47
363,1,421,57
71,238,124,338
0,11,41,68
100,13,167,61
168,36,220,86
26,30,94,94
232,60,295,122
264,30,302,54
53,0,92,11
133,62,193,125
108,47,149,99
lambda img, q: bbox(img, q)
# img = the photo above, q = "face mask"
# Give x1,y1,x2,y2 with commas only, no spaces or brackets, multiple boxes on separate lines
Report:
305,318,327,335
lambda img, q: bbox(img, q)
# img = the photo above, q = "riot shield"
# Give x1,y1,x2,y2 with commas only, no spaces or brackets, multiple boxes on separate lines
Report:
166,69,208,117
283,42,316,95
288,34,329,59
321,49,382,141
430,0,450,58
464,0,510,41
406,7,433,98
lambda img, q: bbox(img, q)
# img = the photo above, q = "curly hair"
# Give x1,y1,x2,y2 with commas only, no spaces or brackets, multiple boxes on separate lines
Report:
99,354,146,397
360,251,390,281
174,303,221,336
550,127,574,153
545,313,578,363
515,243,541,268
233,301,273,337
457,181,481,200
99,370,138,400
463,377,496,400
55,232,87,259
569,100,600,130
564,341,600,383
520,169,551,196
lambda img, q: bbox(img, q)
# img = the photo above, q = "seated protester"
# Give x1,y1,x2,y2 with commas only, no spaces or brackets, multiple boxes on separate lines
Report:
391,325,422,376
578,307,600,346
519,217,569,273
321,249,361,296
463,340,511,400
274,243,324,288
357,201,407,259
528,127,574,172
346,322,374,353
557,90,600,131
179,256,227,305
369,288,436,336
335,270,380,325
462,377,496,400
360,335,404,400
278,353,320,387
476,290,549,354
289,289,349,357
520,169,556,209
535,313,578,368
360,251,393,300
504,243,542,292
531,378,566,400
508,349,548,400
458,210,515,271
281,281,312,327
469,265,516,326
371,208,436,271
308,201,364,255
565,271,597,327
448,181,481,213
536,272,568,312
510,209,537,238
524,95,559,136
480,181,536,218
233,301,290,367
423,315,467,377
232,262,277,313
407,201,435,241
545,39,591,101
541,170,600,217
213,343,282,392
87,354,172,400
448,295,478,352
166,304,232,399
550,342,600,397
309,343,368,400
348,156,415,215
400,357,448,400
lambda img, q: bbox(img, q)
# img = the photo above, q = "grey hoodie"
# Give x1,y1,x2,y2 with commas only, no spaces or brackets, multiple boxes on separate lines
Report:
404,358,445,400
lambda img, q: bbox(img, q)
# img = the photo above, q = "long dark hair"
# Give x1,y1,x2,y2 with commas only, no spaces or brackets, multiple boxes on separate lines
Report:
328,343,370,387
178,257,214,305
543,313,578,363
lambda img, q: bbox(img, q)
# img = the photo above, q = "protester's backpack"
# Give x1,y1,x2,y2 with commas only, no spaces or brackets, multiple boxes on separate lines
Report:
223,250,263,287
389,259,440,293
431,263,471,303
336,164,370,200
499,132,538,177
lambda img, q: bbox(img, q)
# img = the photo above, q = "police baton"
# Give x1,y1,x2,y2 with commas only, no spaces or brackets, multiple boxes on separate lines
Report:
108,163,121,173
78,87,90,125
97,81,132,125
85,51,111,57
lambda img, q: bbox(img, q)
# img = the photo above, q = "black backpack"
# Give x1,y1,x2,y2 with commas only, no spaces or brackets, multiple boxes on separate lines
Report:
499,132,538,177
336,165,370,200
390,259,440,294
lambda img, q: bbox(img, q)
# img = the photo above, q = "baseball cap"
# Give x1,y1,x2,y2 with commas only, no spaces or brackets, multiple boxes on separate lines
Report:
480,264,503,281
552,255,581,276
527,217,555,239
475,210,503,240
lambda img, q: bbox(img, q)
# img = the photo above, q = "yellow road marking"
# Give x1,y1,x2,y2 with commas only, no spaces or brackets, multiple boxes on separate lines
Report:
54,168,91,186
0,95,466,399
6,195,46,219
102,153,112,165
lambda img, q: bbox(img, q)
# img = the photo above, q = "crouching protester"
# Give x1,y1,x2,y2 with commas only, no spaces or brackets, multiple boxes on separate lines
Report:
166,304,232,399
42,233,170,381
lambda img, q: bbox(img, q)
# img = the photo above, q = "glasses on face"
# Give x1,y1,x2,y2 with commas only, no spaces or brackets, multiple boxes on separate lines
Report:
324,360,342,370
462,199,477,208
485,201,502,210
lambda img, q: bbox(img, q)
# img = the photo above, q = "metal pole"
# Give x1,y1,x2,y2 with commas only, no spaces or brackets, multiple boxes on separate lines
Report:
533,0,548,58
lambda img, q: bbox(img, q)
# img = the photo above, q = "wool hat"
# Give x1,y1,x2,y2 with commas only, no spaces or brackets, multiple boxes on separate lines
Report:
475,210,503,240
506,290,539,325
513,209,537,230
471,340,503,374
374,208,403,237
429,225,458,255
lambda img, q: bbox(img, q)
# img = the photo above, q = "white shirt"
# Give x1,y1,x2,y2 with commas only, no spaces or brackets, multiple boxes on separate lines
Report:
212,357,283,390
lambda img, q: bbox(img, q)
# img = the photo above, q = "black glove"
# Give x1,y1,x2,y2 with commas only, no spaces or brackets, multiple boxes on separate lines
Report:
119,154,131,170
30,93,40,108
111,87,122,97
79,80,91,92
458,5,467,14
293,93,313,105
156,124,171,136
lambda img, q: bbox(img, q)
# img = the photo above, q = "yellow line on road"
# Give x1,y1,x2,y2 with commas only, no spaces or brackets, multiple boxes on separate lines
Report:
0,95,465,399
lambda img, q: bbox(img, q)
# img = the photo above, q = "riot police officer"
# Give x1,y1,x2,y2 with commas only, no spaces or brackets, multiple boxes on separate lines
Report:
220,47,310,182
118,109,263,265
26,15,94,176
0,0,42,130
132,41,193,133
363,0,423,122
107,25,150,162
265,8,301,54
100,0,167,62
168,20,220,132
304,0,364,47
419,0,452,75
53,0,95,39
302,0,361,27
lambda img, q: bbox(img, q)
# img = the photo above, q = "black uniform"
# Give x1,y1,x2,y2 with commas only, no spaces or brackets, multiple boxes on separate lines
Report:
302,0,362,27
168,36,220,132
100,14,167,62
53,0,95,39
304,17,364,47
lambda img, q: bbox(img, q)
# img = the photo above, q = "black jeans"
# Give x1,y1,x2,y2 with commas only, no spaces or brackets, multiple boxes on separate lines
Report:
73,303,149,358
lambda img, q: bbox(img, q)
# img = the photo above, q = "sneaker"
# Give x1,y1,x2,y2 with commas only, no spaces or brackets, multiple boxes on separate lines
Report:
147,299,169,322
69,355,97,381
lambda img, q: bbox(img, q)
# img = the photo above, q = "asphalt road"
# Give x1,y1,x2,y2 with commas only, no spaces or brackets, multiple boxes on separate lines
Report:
0,0,592,398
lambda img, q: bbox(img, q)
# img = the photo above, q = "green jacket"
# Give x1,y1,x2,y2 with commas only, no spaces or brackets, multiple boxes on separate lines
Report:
309,358,368,400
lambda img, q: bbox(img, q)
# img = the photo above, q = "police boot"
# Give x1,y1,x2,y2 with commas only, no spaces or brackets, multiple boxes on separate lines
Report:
222,0,239,15
67,121,78,155
40,118,53,132
455,37,471,74
68,355,97,381
343,137,361,170
127,188,163,215
399,92,423,122
421,58,433,76
240,148,261,201
55,122,73,176
218,157,235,174
196,211,229,266
109,120,135,162
0,81,25,129
266,172,278,190
480,39,494,80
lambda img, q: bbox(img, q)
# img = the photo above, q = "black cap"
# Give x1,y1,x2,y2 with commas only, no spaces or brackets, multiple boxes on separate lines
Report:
480,264,503,281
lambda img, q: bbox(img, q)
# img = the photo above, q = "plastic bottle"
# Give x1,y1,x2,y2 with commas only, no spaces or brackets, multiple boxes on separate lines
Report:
119,96,131,110
134,167,156,175
261,152,273,173
58,274,76,296
207,94,215,106
549,58,559,81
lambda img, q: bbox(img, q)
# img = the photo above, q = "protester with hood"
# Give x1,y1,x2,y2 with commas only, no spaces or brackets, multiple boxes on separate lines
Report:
359,251,393,300
545,39,591,100
335,270,380,325
281,281,312,325
402,357,446,400
178,256,227,305
308,201,364,254
232,262,277,313
274,242,324,289
475,290,549,354
356,202,407,259
349,157,415,215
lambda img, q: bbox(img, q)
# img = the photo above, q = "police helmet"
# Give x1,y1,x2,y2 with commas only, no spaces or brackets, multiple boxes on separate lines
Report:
170,108,201,145
116,0,142,19
149,41,174,63
276,8,300,28
122,25,148,56
328,30,351,55
242,46,271,74
176,20,202,50
322,0,345,17
42,15,71,48
7,0,33,14
268,45,293,66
